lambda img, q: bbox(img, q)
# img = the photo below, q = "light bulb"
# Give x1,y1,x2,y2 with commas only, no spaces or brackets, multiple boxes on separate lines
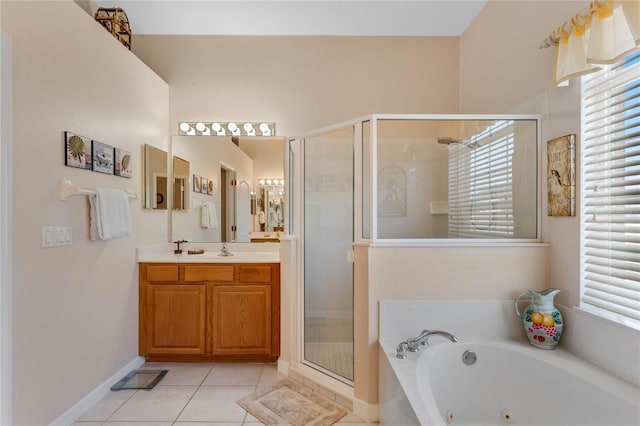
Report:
243,123,256,136
179,122,191,132
195,122,206,132
259,123,271,136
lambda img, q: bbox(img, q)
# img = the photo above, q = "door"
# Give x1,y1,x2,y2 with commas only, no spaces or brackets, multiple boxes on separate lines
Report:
211,284,272,355
142,284,207,355
302,125,355,383
220,165,237,242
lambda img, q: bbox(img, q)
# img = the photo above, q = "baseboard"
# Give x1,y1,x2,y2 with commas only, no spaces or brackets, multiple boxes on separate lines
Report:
277,358,290,376
50,356,145,426
353,397,379,422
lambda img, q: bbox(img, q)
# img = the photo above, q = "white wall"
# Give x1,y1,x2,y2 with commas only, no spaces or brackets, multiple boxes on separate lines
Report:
133,35,461,136
2,1,169,424
460,0,589,307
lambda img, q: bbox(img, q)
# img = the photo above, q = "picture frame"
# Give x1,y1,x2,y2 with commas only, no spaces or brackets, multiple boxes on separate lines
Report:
201,177,209,194
207,178,214,194
92,140,115,174
193,175,201,193
547,134,576,217
64,131,92,170
114,148,132,178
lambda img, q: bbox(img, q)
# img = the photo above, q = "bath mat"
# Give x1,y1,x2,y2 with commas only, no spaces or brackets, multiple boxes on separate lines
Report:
237,379,347,426
110,369,168,391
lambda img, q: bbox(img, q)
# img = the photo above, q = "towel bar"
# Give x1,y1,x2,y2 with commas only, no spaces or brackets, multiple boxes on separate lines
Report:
58,179,137,202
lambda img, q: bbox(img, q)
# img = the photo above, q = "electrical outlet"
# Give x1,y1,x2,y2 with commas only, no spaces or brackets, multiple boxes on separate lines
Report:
42,226,72,248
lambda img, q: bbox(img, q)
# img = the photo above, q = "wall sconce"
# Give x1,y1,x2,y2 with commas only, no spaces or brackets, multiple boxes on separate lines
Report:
178,121,276,137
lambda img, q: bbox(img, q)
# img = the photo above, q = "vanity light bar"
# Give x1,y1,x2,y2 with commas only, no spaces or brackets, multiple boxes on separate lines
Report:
258,178,285,186
178,121,276,137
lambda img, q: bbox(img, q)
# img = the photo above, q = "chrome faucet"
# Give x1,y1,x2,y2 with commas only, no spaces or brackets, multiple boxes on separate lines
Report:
218,242,233,257
396,329,458,359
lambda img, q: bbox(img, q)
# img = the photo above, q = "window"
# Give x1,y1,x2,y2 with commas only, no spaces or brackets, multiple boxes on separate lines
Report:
448,120,515,238
581,50,640,328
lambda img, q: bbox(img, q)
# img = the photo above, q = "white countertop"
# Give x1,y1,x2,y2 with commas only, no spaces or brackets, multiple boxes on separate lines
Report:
137,242,280,263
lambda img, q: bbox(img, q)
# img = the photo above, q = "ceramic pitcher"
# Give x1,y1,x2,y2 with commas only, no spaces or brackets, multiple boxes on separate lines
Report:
515,288,563,349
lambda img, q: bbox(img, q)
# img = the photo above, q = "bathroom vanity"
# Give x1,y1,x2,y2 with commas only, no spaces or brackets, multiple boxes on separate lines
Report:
138,250,280,362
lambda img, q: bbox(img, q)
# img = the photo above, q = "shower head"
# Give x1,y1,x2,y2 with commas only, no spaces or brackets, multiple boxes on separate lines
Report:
437,136,461,145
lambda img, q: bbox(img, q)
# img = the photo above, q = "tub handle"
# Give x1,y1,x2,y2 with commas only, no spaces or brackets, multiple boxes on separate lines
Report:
515,292,530,317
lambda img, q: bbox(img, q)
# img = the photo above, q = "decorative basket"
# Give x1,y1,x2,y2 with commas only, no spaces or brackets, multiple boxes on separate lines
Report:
94,7,132,50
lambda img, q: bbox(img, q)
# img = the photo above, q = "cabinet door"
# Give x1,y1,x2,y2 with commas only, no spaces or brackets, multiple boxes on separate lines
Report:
142,284,206,355
212,285,271,355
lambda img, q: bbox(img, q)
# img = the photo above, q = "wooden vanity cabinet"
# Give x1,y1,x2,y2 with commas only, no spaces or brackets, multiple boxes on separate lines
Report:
139,262,280,362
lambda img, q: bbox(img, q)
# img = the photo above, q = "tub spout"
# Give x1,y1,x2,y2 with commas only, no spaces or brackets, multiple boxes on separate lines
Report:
406,329,458,352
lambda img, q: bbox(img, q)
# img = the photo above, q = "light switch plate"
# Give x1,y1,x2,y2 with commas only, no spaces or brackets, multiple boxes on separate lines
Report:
42,226,72,248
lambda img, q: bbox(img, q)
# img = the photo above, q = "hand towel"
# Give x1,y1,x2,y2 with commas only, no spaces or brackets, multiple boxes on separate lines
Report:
200,202,218,229
200,203,211,228
89,188,132,240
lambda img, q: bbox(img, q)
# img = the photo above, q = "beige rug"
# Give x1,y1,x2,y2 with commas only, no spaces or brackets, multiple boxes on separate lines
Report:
237,379,347,426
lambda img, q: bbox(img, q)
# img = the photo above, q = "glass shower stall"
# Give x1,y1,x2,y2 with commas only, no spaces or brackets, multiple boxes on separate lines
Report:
291,114,540,385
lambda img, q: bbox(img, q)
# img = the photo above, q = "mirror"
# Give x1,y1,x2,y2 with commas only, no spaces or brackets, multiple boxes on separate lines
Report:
170,135,285,242
142,144,168,210
172,156,190,210
256,184,285,232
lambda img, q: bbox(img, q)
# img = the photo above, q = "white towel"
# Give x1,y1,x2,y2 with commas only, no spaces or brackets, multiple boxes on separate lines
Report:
89,188,132,240
200,202,218,229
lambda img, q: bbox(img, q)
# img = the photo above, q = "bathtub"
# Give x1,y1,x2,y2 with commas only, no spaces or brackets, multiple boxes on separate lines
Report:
379,339,640,425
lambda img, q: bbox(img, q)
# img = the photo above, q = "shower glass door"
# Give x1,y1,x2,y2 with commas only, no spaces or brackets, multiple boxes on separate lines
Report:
303,125,354,383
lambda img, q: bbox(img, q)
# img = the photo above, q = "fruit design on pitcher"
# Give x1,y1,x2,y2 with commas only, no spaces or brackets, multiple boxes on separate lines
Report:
524,307,562,344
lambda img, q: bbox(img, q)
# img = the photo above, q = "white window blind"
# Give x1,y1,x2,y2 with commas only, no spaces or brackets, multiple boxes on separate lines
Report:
581,50,640,327
448,120,515,238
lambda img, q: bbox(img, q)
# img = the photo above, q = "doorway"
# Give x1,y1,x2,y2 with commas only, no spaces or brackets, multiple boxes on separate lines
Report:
219,165,237,242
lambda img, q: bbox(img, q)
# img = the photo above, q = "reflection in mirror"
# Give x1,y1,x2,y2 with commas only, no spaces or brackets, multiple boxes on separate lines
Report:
173,156,190,210
170,135,285,242
376,118,538,239
143,144,168,210
257,184,284,232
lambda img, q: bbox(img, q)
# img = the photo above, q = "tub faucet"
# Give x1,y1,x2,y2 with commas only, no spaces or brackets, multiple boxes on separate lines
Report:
396,329,458,358
407,330,458,352
218,242,233,257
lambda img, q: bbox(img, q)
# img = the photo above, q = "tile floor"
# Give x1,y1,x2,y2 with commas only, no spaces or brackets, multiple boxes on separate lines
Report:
72,362,374,426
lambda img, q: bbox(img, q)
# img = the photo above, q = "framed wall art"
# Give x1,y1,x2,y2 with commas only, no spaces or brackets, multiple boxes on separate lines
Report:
201,177,209,194
92,140,115,174
193,175,201,193
547,134,576,217
64,131,92,170
114,148,132,178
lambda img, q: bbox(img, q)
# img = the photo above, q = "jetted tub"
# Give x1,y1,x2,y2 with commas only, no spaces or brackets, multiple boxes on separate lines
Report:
378,339,640,425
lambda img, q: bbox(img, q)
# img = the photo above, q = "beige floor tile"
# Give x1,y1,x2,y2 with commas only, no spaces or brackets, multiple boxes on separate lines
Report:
103,422,172,426
202,364,264,386
174,423,242,426
257,364,286,386
72,422,103,425
151,364,213,386
108,385,197,422
176,385,254,422
76,390,136,422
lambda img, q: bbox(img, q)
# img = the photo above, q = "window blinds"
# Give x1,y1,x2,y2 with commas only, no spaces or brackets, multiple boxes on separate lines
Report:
581,51,640,325
448,121,515,238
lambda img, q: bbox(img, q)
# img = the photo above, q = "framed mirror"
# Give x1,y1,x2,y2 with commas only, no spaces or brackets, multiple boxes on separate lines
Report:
173,156,190,210
142,144,168,210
